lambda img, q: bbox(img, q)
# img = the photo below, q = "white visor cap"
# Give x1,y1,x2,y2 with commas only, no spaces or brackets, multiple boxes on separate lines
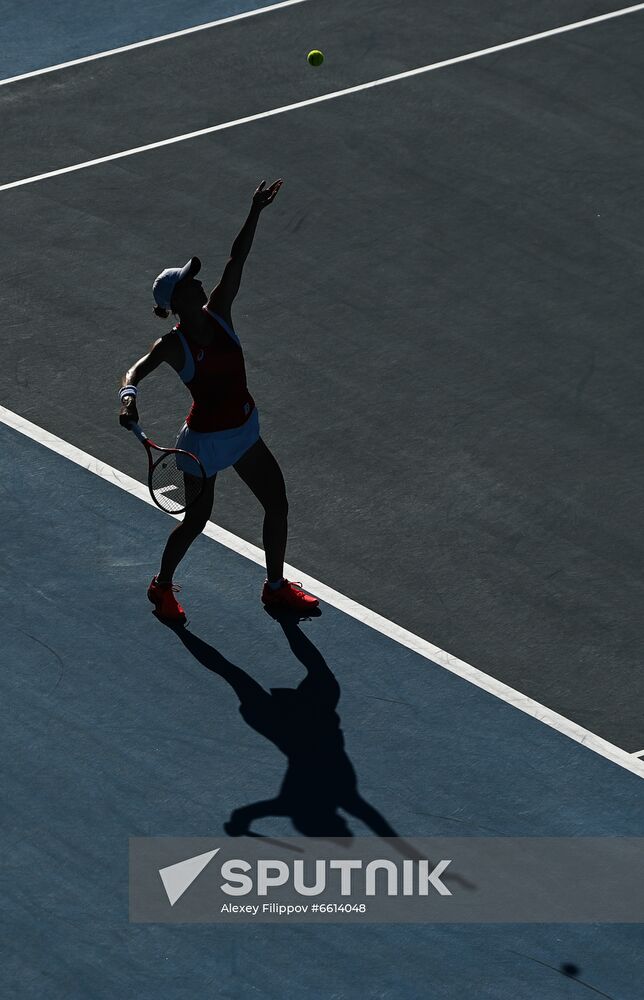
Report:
152,256,201,311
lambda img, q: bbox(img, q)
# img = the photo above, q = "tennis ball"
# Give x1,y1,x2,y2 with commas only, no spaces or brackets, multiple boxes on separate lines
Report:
307,49,324,67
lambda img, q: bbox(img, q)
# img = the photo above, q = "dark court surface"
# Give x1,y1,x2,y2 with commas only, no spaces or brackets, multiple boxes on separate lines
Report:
1,0,643,750
2,423,644,997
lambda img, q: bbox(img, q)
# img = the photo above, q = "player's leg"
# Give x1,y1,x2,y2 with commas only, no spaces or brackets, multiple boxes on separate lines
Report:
148,473,216,621
157,472,216,583
233,438,318,610
233,438,288,583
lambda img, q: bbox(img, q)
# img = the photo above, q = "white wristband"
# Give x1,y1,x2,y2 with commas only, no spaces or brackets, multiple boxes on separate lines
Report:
119,385,138,401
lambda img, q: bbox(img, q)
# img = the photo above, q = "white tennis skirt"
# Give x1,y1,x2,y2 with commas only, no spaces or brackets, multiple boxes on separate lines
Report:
175,407,260,477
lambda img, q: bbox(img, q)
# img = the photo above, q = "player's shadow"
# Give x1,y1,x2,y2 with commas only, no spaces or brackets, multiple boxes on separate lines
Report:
165,611,476,888
171,611,399,839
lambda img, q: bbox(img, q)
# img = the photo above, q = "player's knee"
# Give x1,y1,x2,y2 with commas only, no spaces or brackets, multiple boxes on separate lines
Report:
267,490,288,518
182,512,209,536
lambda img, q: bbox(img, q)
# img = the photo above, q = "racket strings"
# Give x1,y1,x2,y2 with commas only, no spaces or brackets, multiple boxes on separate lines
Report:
150,450,204,513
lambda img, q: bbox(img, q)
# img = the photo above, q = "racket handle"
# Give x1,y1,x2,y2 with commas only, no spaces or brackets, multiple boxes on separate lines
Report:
127,422,148,443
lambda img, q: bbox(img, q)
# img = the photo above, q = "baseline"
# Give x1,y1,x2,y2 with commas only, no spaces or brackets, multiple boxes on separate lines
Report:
1,402,641,779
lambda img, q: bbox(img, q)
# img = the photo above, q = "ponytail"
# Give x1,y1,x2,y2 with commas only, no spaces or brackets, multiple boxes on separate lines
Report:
153,305,170,319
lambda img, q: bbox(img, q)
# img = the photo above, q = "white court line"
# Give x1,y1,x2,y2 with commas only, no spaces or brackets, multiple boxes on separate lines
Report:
0,1,312,88
633,749,644,758
1,402,642,781
2,3,644,194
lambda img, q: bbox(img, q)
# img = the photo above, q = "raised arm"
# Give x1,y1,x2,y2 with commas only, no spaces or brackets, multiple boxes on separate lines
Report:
118,334,178,427
208,178,283,316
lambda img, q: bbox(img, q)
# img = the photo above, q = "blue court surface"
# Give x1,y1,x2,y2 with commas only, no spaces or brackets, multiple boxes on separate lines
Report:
0,0,281,79
2,424,643,998
3,1,644,997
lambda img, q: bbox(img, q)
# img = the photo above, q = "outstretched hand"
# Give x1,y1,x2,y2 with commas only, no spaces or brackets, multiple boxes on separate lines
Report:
252,178,283,210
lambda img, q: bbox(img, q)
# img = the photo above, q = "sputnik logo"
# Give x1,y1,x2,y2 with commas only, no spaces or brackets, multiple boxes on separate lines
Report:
159,849,220,906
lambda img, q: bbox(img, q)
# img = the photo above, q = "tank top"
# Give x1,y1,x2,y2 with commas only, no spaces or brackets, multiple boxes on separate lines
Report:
175,307,255,432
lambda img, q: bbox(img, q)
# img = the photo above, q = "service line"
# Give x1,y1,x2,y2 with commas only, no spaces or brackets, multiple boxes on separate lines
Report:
2,3,644,193
0,1,312,88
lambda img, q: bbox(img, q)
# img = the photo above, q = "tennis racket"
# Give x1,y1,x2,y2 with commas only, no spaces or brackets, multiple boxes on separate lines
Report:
127,422,206,514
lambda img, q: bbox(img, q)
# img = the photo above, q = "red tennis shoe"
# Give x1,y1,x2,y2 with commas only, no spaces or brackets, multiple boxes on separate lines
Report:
147,576,187,623
261,579,319,610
